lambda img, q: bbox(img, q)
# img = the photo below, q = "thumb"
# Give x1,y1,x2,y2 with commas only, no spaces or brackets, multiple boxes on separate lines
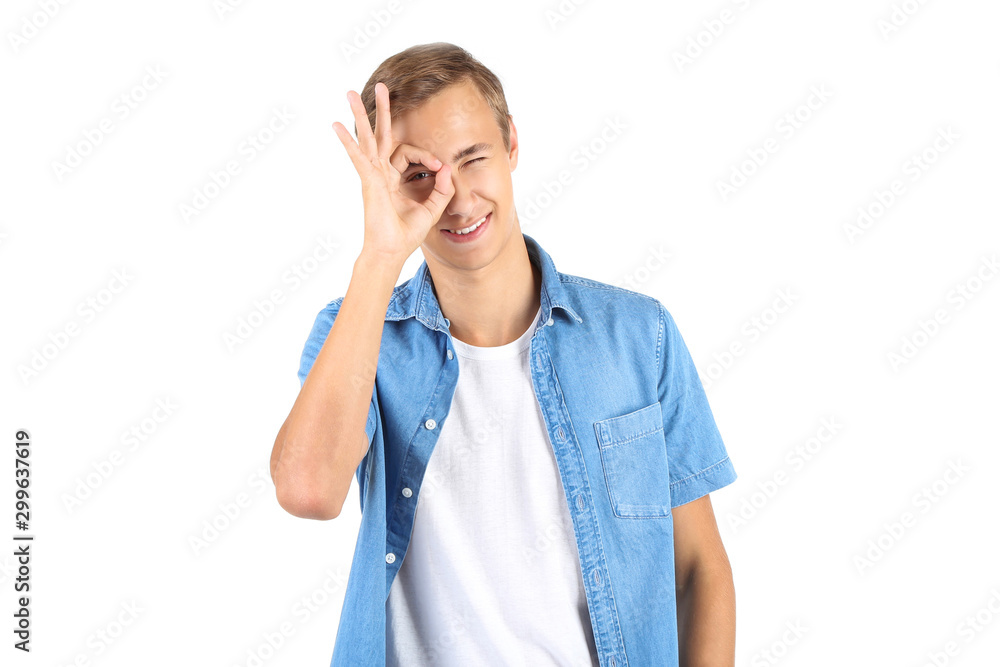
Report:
421,163,455,223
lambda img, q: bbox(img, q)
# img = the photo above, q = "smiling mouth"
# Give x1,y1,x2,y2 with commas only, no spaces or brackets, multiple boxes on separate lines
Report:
444,213,490,235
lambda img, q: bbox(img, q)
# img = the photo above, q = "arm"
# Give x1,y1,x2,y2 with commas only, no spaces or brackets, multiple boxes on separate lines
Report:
673,494,736,667
270,251,401,520
270,82,455,520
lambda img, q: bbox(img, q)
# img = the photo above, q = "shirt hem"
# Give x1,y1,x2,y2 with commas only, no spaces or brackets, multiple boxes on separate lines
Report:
669,456,737,508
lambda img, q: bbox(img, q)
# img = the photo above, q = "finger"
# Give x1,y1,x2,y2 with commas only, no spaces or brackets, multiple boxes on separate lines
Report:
388,142,443,178
374,82,393,161
346,90,376,159
332,121,371,179
421,163,456,222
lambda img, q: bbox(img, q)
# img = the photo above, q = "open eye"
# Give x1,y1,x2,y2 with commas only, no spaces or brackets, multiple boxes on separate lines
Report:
405,170,432,183
405,157,486,184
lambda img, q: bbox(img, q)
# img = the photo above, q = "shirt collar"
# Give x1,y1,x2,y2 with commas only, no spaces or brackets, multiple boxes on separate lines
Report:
384,232,584,332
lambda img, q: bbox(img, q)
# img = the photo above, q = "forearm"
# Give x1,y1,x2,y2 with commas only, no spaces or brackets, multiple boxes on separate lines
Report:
676,560,736,667
271,250,403,518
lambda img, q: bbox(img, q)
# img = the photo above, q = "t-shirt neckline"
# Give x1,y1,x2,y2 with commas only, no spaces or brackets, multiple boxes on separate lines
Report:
449,304,543,360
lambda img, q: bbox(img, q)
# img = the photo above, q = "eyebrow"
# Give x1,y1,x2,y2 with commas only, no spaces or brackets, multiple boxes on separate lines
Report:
451,142,493,162
405,142,493,171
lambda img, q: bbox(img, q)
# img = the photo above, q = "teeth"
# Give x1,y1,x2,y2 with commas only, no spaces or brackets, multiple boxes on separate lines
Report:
447,214,487,235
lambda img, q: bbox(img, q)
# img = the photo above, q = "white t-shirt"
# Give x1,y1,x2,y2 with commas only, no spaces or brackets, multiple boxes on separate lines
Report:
386,305,599,666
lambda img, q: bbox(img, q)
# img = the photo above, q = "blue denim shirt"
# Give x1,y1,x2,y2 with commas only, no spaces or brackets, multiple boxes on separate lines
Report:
297,233,737,666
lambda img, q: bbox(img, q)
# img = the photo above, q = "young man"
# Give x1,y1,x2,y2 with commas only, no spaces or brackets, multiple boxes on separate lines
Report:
270,43,738,666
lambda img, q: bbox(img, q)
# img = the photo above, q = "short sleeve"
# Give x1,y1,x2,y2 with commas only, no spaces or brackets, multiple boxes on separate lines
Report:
297,299,377,447
657,303,737,508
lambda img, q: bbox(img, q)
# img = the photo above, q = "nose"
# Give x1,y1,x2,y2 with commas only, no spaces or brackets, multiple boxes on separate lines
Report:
444,169,478,219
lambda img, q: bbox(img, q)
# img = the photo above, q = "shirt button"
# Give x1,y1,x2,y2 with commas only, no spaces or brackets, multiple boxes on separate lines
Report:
576,495,586,511
386,553,396,564
402,487,412,498
556,426,565,440
593,568,603,588
546,317,554,326
447,349,453,360
425,418,437,430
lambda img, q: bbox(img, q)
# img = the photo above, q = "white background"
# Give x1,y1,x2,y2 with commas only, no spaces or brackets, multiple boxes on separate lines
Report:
2,0,998,665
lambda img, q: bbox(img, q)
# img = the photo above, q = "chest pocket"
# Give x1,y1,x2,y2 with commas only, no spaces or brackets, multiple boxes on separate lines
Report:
594,402,673,518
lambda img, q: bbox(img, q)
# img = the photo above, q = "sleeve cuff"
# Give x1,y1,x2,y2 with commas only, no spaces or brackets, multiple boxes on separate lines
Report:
669,456,737,508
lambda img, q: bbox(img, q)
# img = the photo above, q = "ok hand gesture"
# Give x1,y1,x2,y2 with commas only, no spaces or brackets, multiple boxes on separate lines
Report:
332,82,455,265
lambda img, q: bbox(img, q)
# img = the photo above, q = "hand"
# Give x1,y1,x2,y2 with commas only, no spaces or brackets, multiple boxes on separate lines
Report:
332,82,455,264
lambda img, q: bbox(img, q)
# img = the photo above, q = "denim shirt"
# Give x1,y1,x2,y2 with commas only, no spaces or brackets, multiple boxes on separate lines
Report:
296,233,737,666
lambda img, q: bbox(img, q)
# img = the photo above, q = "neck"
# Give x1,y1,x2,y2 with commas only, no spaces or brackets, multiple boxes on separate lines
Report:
427,233,542,347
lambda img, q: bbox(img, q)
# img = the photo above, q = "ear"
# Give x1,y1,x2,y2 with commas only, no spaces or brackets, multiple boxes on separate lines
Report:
507,114,518,172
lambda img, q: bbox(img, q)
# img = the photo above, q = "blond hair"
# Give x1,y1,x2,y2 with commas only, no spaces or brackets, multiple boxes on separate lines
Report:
355,42,512,152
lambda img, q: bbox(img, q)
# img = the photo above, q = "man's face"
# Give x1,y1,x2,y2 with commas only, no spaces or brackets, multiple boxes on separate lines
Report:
391,80,519,272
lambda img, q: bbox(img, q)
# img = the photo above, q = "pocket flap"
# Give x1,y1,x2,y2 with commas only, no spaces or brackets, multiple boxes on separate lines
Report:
594,402,663,449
